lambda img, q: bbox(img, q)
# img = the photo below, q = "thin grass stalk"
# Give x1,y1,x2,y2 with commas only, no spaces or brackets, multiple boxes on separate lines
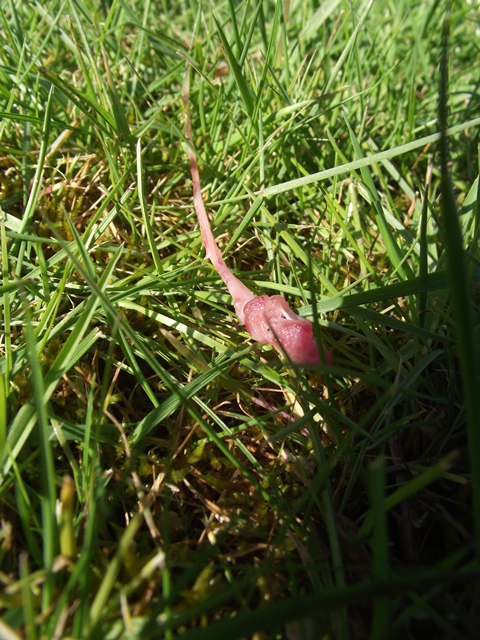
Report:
368,456,390,639
344,115,412,280
0,215,9,454
88,511,144,632
19,552,37,640
308,423,348,639
137,138,163,274
438,19,480,562
71,464,104,636
14,85,54,275
260,115,480,198
13,461,43,566
323,0,374,94
418,162,433,328
24,296,58,609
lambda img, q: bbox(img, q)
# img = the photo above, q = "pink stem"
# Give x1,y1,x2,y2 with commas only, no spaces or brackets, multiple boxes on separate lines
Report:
183,72,332,367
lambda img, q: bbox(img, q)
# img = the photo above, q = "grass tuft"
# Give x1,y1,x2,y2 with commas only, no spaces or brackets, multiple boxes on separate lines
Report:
0,1,479,638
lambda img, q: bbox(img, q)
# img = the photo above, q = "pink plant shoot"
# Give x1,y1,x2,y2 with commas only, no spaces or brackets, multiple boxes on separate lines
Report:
184,75,331,367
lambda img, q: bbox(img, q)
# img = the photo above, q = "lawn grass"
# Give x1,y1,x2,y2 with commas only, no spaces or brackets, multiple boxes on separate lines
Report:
0,0,479,638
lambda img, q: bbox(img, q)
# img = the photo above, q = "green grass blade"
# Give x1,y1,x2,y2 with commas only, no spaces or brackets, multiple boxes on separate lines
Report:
14,84,54,266
213,15,255,121
324,0,375,94
368,457,391,639
149,567,480,640
19,552,37,640
24,296,58,609
260,116,480,198
88,511,144,632
344,114,412,280
137,137,163,274
1,2,479,637
438,22,480,559
303,268,480,315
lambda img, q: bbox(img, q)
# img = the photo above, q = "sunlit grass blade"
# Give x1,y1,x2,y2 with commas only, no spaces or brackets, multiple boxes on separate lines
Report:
344,114,412,280
102,46,133,144
303,268,480,315
88,511,144,632
0,277,106,480
260,116,480,197
324,0,375,94
213,15,255,121
38,68,115,134
137,138,162,273
129,350,246,444
14,84,53,272
24,295,57,609
1,1,479,637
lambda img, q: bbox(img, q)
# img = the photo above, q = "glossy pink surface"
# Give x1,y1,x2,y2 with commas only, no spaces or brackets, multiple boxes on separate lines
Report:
184,75,331,366
244,295,332,365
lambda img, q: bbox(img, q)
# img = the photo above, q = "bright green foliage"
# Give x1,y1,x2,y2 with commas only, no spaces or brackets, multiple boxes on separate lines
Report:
0,1,479,638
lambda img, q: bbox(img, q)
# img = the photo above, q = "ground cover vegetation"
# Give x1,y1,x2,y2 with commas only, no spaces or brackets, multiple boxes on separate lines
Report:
0,0,479,638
